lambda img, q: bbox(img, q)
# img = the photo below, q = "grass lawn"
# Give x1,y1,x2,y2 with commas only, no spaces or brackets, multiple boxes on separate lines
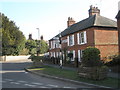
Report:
28,65,120,88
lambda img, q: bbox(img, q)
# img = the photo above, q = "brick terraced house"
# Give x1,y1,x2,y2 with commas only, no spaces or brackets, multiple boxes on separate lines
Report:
49,6,118,63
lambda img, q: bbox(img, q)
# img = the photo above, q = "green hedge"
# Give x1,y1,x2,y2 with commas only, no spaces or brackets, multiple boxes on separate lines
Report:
81,47,103,67
105,55,120,66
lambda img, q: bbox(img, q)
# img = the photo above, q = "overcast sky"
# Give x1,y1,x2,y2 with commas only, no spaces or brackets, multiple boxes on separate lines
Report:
1,0,119,40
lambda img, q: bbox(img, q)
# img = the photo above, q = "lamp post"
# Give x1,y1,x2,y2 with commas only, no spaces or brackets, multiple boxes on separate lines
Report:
59,32,62,68
36,28,40,56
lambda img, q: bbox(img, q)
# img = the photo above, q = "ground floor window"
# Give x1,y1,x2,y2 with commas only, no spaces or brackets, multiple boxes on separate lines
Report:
78,50,83,62
67,50,75,61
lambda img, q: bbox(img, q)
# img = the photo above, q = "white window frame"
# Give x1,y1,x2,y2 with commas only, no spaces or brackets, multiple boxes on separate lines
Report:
68,50,75,61
78,50,83,62
77,31,87,45
53,52,55,57
72,50,75,61
67,35,74,46
67,36,69,46
72,35,74,45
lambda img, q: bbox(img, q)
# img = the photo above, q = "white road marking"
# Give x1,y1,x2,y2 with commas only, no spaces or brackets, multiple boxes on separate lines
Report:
47,84,58,87
24,84,36,87
31,82,43,85
63,86,73,88
17,80,27,83
40,86,47,88
10,82,20,85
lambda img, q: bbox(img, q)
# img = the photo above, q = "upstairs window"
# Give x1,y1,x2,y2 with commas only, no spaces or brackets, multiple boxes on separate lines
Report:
67,35,74,46
77,31,87,45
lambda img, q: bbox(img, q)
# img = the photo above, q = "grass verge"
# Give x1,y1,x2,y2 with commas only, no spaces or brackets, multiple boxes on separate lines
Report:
28,65,120,88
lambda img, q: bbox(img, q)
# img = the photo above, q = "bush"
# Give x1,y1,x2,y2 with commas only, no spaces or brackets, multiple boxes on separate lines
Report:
105,55,120,66
81,47,103,67
28,54,35,60
31,56,43,62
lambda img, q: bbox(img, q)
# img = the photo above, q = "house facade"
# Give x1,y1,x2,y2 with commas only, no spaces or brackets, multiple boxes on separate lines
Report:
49,6,118,63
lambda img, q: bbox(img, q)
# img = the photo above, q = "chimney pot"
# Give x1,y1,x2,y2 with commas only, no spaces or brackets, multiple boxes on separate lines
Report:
89,5,100,17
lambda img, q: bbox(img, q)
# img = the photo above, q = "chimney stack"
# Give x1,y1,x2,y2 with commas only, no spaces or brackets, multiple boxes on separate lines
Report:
88,5,100,17
67,17,75,27
28,34,33,40
41,35,43,40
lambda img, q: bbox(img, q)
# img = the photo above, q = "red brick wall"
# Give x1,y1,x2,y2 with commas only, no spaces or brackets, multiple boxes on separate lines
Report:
117,19,120,54
49,27,118,60
94,28,118,58
95,45,118,59
61,28,95,57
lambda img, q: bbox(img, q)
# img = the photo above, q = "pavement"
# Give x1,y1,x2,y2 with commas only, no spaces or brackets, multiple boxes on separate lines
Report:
25,63,120,89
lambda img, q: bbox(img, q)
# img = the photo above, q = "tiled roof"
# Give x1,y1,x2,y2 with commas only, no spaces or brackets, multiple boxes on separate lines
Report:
49,15,117,40
61,15,117,37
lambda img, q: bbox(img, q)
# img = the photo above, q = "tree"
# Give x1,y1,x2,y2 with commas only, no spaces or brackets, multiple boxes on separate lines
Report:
25,40,37,54
39,40,49,54
1,13,26,55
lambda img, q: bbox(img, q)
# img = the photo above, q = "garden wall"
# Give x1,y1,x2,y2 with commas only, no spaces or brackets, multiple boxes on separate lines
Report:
0,55,30,61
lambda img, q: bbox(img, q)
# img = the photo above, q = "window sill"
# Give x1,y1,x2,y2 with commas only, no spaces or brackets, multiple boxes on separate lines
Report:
78,43,87,45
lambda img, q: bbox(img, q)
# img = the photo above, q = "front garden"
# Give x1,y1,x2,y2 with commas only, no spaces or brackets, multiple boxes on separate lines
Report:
29,47,120,89
28,65,119,88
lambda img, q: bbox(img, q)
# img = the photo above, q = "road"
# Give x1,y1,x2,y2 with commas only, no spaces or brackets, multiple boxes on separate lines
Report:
1,60,95,89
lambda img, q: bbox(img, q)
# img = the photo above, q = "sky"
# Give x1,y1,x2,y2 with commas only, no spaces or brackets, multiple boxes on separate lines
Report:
0,0,120,40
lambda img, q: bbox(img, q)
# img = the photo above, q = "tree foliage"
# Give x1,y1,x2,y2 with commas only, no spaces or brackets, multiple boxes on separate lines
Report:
25,39,49,55
1,13,26,55
25,40,37,54
39,40,49,54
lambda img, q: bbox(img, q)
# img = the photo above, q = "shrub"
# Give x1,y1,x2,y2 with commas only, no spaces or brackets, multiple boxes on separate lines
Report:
28,54,35,60
105,55,120,66
81,47,103,67
31,56,44,62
